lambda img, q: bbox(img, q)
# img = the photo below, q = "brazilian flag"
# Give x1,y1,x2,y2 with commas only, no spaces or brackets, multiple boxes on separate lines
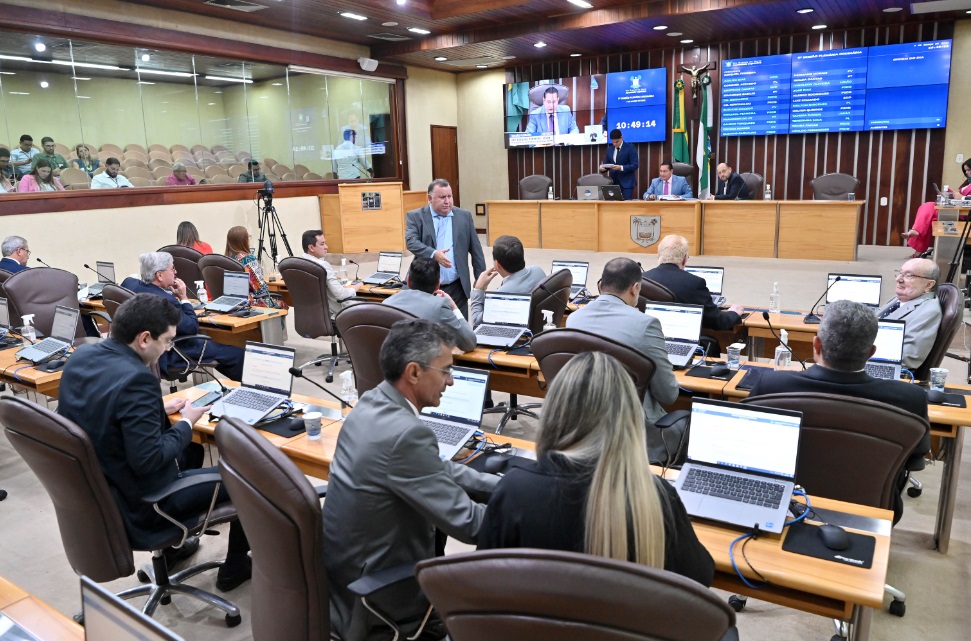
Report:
672,78,690,164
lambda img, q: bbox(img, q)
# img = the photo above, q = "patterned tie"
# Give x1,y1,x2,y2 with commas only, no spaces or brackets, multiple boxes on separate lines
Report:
879,300,901,319
664,180,670,196
548,114,555,133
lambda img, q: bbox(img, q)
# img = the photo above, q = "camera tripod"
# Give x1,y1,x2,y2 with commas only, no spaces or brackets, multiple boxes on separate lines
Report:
255,193,293,270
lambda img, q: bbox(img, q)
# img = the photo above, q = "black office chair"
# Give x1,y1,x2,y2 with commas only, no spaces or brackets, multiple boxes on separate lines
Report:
158,245,205,299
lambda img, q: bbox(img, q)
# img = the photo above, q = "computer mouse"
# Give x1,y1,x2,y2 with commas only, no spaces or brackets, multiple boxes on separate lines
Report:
43,359,67,371
817,523,850,551
927,388,946,404
710,364,731,378
483,452,513,475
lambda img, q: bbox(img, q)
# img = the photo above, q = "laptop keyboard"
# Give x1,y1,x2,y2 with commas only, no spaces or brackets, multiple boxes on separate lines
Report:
209,296,246,308
681,468,785,508
476,326,522,338
665,342,694,357
422,419,470,446
369,272,397,280
865,362,896,379
225,389,280,411
31,339,64,355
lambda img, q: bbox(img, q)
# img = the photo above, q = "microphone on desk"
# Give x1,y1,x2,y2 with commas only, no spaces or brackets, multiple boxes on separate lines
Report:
35,258,52,268
761,311,806,370
346,259,361,281
290,360,349,410
803,275,839,325
83,263,116,284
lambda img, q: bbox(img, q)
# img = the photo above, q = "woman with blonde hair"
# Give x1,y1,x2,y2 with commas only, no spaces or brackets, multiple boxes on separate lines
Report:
478,351,713,585
224,225,286,309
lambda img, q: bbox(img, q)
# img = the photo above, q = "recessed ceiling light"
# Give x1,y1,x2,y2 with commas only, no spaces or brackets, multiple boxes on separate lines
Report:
8,92,29,95
136,69,196,78
534,42,547,48
272,82,283,86
434,56,448,61
71,76,90,80
476,64,488,68
796,8,814,14
39,81,48,88
34,43,45,52
812,24,827,29
396,0,406,5
570,53,582,57
501,55,517,60
883,7,902,11
681,39,694,44
339,12,367,20
137,81,155,85
382,21,398,26
567,0,593,7
141,54,150,62
408,27,431,34
0,72,17,76
205,75,253,84
653,25,668,30
667,32,683,37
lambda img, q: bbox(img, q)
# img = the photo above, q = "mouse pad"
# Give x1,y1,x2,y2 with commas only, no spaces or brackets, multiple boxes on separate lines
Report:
506,345,534,357
928,392,967,408
254,416,306,437
686,364,738,381
735,366,766,391
465,451,535,474
782,521,875,568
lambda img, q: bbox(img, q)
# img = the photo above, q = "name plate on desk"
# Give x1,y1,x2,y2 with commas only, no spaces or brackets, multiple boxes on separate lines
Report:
361,192,382,210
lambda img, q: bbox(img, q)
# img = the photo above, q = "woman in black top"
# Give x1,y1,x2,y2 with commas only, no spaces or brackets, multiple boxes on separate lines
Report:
478,352,714,586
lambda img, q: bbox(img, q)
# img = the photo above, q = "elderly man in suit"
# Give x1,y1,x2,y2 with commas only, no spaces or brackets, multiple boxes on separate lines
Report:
524,85,579,135
405,178,486,319
0,235,30,273
600,129,639,200
876,257,942,369
323,319,498,641
566,257,679,463
384,256,476,352
643,161,694,200
469,234,546,328
749,299,930,523
708,162,750,200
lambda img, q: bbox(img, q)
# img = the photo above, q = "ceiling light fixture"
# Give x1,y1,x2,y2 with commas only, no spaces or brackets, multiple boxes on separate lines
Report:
71,76,90,80
397,0,407,5
476,64,488,68
796,8,814,14
434,56,448,61
681,39,694,44
52,60,126,70
812,24,827,29
382,21,399,26
570,53,582,57
534,41,547,48
339,12,367,20
272,82,283,86
137,81,155,85
408,27,431,34
0,54,33,63
883,7,902,11
141,54,151,62
34,43,46,52
567,0,593,7
136,68,196,78
653,25,668,30
205,75,253,84
501,55,517,60
8,92,29,95
667,32,683,37
39,81,48,88
0,72,17,76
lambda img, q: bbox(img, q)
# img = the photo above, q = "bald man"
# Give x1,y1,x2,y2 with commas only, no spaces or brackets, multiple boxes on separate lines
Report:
708,163,750,200
876,258,942,369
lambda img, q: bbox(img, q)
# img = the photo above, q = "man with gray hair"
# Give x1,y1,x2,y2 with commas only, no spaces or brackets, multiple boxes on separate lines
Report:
121,252,243,381
166,162,199,186
876,257,942,369
749,299,929,522
324,319,498,641
0,235,30,273
642,234,743,330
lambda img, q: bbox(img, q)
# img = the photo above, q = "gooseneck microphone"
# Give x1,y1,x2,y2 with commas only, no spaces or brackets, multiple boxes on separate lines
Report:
35,257,52,268
290,360,349,410
761,311,806,370
83,263,115,284
346,259,361,281
803,275,840,325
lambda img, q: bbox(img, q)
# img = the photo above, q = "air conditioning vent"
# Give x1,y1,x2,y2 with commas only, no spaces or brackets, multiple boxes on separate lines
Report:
204,0,268,13
368,32,413,42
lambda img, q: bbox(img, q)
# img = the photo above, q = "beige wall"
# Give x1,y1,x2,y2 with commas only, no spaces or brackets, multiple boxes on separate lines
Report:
942,19,971,186
457,69,509,209
405,66,458,196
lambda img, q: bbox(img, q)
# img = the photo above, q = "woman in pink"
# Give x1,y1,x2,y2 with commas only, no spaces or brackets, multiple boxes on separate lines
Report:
17,158,64,192
903,159,971,256
177,221,214,254
166,162,198,186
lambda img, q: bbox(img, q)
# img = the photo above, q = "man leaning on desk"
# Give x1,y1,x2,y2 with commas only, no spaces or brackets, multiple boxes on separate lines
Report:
708,162,750,200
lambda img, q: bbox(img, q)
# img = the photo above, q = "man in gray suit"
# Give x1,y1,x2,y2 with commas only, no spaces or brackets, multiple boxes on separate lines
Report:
876,257,942,369
384,257,477,352
323,319,498,641
469,234,547,327
405,178,486,320
566,257,680,463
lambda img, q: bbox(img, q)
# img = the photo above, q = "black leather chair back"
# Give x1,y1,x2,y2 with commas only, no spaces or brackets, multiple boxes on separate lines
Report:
739,172,764,199
576,173,612,187
102,284,135,320
278,257,335,338
3,267,86,340
334,303,418,395
197,254,245,300
811,173,860,200
528,269,572,335
637,277,676,312
158,245,205,299
913,283,963,381
519,174,552,200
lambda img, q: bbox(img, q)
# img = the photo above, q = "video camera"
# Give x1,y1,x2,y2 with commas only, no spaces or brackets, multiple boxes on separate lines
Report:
257,179,274,206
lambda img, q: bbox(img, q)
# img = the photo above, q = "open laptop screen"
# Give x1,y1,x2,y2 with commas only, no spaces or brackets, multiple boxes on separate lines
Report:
0,298,9,329
377,252,402,273
81,576,183,641
422,367,489,427
642,303,704,342
240,342,295,395
685,266,724,295
482,292,531,326
688,399,801,480
826,274,882,307
223,271,250,298
51,305,79,342
95,261,115,284
872,320,906,363
551,261,588,287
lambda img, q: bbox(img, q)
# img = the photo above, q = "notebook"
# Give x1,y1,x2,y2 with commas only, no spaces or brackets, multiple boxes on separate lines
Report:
576,186,602,200
685,265,726,306
474,292,532,347
826,273,882,308
642,302,704,367
16,305,79,364
600,185,624,201
865,319,906,380
85,261,116,297
675,398,802,534
362,252,403,285
420,366,490,460
205,271,250,313
551,260,589,297
81,575,184,641
211,342,296,425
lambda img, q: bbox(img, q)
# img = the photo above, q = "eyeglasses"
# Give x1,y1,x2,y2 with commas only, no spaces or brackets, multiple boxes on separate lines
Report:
894,270,935,281
423,365,454,379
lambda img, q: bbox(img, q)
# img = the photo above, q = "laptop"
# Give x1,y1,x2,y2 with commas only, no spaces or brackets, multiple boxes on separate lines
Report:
642,302,704,367
685,265,726,306
865,319,906,380
826,273,882,308
0,298,21,349
85,261,116,297
552,260,589,297
576,186,602,200
420,366,490,460
474,292,532,347
211,342,296,425
362,252,403,285
81,575,184,641
675,398,802,534
16,305,79,364
205,271,250,313
600,185,624,201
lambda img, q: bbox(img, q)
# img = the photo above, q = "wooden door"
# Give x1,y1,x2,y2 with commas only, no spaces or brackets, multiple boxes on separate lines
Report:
430,125,460,206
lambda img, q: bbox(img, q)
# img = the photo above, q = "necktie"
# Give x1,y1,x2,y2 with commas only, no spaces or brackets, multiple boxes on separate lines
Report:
879,300,900,319
613,147,618,164
664,180,670,195
350,130,356,144
548,114,555,133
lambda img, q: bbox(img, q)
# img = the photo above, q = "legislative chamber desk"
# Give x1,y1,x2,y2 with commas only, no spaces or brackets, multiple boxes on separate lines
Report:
0,576,83,641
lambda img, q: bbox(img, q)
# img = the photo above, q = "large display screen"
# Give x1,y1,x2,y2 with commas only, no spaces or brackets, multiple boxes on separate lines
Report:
604,68,666,143
719,39,951,137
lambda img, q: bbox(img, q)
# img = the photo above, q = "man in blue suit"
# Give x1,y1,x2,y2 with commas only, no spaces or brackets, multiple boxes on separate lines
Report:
643,161,694,200
524,86,579,135
600,129,639,200
0,236,30,273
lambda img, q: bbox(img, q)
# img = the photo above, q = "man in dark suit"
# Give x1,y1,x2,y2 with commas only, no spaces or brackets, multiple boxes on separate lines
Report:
709,162,750,200
121,251,244,381
0,235,30,273
57,294,251,590
748,299,930,522
599,129,639,200
405,178,486,319
643,234,743,331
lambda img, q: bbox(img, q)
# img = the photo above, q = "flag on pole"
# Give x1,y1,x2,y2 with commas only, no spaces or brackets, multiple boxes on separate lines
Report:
672,78,690,164
696,74,714,199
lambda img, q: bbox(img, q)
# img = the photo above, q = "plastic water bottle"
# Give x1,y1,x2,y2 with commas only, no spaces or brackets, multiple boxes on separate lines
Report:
768,282,781,314
774,329,792,369
339,370,358,405
21,315,35,346
764,183,772,200
195,280,208,305
547,185,554,200
338,258,349,285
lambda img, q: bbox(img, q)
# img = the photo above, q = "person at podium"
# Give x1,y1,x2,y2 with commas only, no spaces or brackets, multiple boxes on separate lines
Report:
599,129,639,200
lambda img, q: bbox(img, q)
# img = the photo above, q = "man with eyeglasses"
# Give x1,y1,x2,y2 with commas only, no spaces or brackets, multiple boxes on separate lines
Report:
0,235,30,273
323,319,498,641
876,257,942,369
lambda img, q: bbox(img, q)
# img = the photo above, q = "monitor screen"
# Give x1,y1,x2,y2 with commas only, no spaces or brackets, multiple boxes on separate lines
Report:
721,54,792,136
223,271,250,298
482,293,531,326
422,367,489,426
865,40,951,131
604,68,667,143
685,266,725,294
826,274,882,307
95,261,115,284
241,342,295,395
642,303,704,342
0,298,8,328
551,260,589,286
376,252,402,273
51,305,79,341
872,320,905,363
790,48,867,134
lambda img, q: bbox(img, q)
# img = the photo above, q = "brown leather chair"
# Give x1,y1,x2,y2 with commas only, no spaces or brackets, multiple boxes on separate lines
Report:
913,282,962,381
672,162,694,178
739,172,764,199
576,173,612,187
3,267,91,343
0,396,241,626
528,268,572,336
198,254,245,300
416,549,736,641
158,244,206,299
333,302,418,396
101,283,134,321
0,268,14,304
518,174,552,200
811,172,860,200
531,328,657,405
637,277,676,311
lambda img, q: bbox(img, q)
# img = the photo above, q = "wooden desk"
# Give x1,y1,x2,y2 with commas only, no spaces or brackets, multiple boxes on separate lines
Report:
777,201,861,261
0,576,84,640
0,345,64,398
702,200,777,258
742,309,817,360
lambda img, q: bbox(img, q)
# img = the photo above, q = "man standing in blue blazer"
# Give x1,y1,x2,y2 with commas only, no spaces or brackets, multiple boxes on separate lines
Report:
643,161,694,200
600,129,639,200
524,86,579,135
